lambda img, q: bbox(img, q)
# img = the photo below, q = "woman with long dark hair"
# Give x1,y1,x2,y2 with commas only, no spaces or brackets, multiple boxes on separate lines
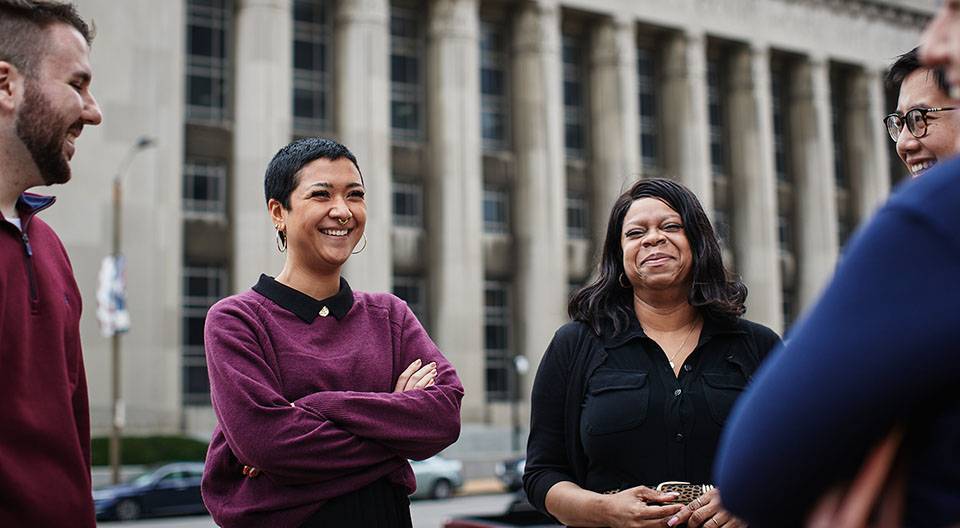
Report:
523,178,779,528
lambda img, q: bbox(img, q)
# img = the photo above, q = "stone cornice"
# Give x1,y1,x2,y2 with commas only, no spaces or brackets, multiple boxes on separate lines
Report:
801,0,932,28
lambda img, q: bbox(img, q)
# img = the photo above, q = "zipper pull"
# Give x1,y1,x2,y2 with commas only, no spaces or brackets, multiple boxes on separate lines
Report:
21,232,32,257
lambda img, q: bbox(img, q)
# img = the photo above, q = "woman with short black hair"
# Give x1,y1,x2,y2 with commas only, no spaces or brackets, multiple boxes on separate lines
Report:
524,178,779,528
201,137,463,528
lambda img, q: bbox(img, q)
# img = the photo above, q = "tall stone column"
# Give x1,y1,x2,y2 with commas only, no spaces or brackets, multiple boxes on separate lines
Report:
726,46,782,332
425,0,485,423
335,0,392,292
790,58,839,311
589,15,639,243
512,0,567,400
232,0,292,291
847,67,891,221
662,31,712,214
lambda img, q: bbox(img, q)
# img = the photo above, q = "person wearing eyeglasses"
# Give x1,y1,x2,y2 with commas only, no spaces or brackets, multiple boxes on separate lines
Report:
713,7,960,528
883,46,960,178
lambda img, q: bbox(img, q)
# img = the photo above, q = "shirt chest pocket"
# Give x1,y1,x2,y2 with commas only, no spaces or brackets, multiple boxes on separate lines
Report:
583,370,650,435
701,371,748,426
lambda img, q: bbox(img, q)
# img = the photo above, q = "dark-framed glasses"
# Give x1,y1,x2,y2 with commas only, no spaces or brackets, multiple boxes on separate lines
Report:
884,107,957,142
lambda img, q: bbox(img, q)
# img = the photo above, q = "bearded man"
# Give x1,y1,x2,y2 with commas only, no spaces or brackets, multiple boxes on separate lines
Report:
0,1,103,526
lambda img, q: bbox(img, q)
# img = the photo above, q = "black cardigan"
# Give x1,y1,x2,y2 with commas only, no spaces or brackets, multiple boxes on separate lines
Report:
522,314,779,517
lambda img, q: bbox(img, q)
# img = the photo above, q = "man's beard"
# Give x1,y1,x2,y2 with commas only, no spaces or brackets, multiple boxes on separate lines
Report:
15,81,72,185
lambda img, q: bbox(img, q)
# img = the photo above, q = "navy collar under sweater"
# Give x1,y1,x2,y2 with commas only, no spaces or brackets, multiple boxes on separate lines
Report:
252,274,354,322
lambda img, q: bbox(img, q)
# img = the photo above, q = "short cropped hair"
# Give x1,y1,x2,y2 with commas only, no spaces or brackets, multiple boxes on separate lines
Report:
264,137,364,210
0,0,94,77
885,46,949,94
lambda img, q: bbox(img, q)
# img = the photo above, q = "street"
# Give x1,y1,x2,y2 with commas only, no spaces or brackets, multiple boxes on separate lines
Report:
99,493,516,528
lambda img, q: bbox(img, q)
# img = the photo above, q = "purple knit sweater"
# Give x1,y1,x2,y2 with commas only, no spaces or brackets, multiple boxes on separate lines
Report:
201,278,463,527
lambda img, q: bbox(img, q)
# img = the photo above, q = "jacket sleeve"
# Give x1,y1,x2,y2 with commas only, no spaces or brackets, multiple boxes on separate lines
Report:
295,302,463,460
714,206,960,527
205,300,401,486
523,325,577,516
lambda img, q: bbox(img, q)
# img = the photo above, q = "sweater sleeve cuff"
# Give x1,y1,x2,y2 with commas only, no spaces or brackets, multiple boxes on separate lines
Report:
525,471,569,518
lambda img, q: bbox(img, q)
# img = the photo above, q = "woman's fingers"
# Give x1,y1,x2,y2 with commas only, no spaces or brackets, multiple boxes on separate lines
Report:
413,367,437,389
394,359,422,392
402,361,437,391
630,485,680,504
668,490,720,527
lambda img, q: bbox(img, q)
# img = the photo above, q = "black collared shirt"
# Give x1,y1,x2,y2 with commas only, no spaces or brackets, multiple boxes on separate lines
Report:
252,274,354,323
523,314,780,515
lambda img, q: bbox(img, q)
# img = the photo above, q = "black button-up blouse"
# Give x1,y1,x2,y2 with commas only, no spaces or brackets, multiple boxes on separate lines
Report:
524,313,781,515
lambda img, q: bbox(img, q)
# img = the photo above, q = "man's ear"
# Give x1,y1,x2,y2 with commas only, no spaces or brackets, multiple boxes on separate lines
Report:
0,61,23,114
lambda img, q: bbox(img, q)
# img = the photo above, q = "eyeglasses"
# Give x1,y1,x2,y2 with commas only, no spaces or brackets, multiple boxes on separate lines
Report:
883,107,957,142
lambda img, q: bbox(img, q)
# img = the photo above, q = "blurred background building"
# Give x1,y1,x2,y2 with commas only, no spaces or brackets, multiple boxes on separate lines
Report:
58,0,929,459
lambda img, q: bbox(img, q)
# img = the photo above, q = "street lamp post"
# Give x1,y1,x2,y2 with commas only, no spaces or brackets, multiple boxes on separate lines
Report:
108,136,155,485
511,355,530,453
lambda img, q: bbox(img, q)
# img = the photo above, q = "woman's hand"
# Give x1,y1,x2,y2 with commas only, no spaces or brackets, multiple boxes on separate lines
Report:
600,486,685,528
666,488,747,528
393,359,437,392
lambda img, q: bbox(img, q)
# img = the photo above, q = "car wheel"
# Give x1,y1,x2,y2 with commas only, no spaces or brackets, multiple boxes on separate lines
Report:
115,499,141,521
431,479,453,500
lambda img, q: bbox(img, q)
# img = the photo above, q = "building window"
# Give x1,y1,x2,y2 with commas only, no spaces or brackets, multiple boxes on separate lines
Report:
832,68,855,247
182,266,228,405
566,195,589,239
562,33,587,159
393,275,427,327
390,3,425,141
292,0,333,134
186,0,232,123
392,182,424,228
637,45,660,171
483,187,510,234
183,159,228,219
707,56,727,178
480,20,510,151
708,53,734,263
772,58,797,327
484,281,513,402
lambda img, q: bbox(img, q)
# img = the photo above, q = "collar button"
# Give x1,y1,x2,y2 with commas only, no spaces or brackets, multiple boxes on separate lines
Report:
319,306,330,317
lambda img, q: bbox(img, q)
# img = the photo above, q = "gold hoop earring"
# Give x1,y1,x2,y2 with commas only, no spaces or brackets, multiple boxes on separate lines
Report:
276,228,287,253
352,234,367,255
619,272,630,288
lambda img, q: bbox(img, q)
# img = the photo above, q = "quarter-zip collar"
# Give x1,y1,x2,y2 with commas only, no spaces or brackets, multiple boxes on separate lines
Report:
0,192,57,232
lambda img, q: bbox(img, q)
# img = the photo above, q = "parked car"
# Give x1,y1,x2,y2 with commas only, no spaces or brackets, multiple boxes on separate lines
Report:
93,462,206,521
495,456,525,492
443,490,558,527
410,455,464,500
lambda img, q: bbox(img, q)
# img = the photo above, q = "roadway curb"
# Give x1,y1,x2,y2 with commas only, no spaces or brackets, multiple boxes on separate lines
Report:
458,477,506,496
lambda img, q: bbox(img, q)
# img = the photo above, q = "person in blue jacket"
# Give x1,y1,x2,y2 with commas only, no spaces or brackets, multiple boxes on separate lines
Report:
712,5,960,527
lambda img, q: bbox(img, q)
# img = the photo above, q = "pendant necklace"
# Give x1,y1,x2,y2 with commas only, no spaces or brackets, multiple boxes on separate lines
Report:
666,318,699,369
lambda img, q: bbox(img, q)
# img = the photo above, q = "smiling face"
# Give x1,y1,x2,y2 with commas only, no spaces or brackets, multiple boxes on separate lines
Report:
14,23,102,185
270,157,366,275
621,197,693,293
894,69,960,177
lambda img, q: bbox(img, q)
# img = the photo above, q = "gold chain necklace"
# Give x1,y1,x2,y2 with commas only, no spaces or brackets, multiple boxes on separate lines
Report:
666,318,699,369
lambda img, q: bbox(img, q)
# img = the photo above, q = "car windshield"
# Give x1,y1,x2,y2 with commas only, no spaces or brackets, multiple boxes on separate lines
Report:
130,470,159,487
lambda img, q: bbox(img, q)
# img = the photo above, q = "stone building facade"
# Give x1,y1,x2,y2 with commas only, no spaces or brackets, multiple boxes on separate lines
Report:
58,0,929,454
